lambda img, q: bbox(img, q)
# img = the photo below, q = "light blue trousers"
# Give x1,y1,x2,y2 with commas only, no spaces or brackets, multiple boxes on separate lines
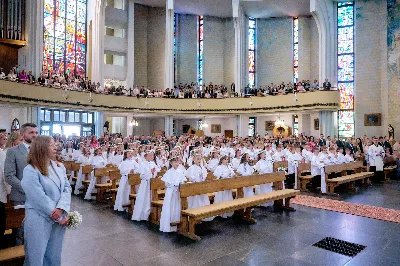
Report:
23,209,66,266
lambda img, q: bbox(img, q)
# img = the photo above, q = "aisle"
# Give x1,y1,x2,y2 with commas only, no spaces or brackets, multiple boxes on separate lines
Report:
61,184,400,266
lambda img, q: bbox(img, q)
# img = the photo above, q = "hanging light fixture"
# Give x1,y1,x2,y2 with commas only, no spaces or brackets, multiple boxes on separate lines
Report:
130,117,139,127
275,114,285,127
202,116,209,128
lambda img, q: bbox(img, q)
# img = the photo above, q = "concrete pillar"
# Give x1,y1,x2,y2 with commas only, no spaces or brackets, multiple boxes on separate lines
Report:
164,115,174,136
233,0,246,93
236,114,243,137
319,110,335,137
18,0,43,77
164,0,174,89
95,111,104,136
90,0,105,86
126,0,135,89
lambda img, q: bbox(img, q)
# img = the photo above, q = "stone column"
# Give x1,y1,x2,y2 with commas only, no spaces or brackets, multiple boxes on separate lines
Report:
319,110,335,137
90,0,105,86
236,114,243,137
164,115,174,136
233,0,246,93
126,0,135,89
164,0,174,90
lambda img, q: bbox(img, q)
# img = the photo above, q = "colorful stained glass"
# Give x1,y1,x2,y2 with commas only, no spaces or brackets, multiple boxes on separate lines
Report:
293,17,299,83
248,29,255,50
248,17,256,87
198,16,203,85
249,73,255,88
248,51,255,72
338,27,353,54
337,2,354,137
66,1,76,21
77,1,86,23
43,0,86,76
338,5,354,26
56,0,66,17
44,0,54,14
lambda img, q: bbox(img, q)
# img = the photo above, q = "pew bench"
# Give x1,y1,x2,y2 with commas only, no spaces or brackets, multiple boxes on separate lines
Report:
128,174,142,216
297,163,312,192
150,178,166,224
178,172,300,241
384,166,397,181
0,245,25,265
325,161,374,194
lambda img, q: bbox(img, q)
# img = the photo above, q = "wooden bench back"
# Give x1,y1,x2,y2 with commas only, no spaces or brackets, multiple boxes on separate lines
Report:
297,163,311,175
150,178,165,201
5,207,25,230
109,169,121,189
71,162,81,172
180,172,285,198
384,156,396,164
94,167,109,177
273,161,288,172
206,172,216,181
81,165,93,174
324,161,363,174
157,170,166,178
63,161,73,171
128,174,141,186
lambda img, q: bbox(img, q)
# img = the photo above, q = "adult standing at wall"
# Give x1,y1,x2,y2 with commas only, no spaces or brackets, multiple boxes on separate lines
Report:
5,123,38,206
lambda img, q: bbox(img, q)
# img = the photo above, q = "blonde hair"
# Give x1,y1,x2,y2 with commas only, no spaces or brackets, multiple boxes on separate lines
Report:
27,136,53,176
5,131,21,148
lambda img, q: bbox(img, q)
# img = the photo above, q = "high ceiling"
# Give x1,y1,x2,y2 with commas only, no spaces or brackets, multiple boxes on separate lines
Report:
134,0,311,18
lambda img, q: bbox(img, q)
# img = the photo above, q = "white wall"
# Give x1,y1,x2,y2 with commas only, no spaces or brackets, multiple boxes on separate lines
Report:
203,16,235,85
257,17,293,86
354,0,387,137
0,105,32,132
176,14,197,85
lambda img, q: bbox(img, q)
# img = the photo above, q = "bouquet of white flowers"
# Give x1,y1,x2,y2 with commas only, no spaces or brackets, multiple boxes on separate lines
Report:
277,166,286,172
67,211,82,230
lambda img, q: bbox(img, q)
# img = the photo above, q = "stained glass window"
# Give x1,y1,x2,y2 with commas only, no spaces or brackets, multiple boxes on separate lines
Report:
174,13,177,85
337,2,354,138
293,17,299,83
248,17,256,88
43,0,87,77
198,16,203,85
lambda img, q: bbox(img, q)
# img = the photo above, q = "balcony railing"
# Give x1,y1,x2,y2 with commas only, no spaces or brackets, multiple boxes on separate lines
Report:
0,80,340,114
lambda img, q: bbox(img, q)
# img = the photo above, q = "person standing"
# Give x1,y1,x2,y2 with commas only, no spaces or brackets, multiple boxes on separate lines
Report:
0,145,11,248
22,136,71,265
5,123,38,206
368,137,385,183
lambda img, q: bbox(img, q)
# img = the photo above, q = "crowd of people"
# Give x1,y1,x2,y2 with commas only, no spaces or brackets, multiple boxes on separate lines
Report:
1,122,400,263
1,66,333,99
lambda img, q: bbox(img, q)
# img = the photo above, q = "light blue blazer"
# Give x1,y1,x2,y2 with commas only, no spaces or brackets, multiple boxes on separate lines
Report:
22,161,71,222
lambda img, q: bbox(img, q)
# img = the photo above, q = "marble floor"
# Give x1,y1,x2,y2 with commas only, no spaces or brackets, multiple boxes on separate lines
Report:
62,181,400,266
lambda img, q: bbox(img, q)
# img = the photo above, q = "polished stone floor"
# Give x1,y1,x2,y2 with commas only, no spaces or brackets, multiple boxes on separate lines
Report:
62,180,400,266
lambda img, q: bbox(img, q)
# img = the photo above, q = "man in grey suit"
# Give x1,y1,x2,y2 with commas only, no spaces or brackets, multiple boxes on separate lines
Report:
5,123,38,205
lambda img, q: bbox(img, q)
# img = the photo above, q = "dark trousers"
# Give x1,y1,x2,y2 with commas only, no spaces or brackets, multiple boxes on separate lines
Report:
287,173,295,189
0,202,5,249
370,166,384,183
312,175,321,190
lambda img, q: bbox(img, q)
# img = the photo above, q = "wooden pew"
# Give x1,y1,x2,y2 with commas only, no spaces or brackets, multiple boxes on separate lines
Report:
297,163,312,192
383,157,397,181
325,161,374,194
150,178,166,224
273,161,288,172
94,167,113,201
70,162,81,184
109,169,122,205
64,161,73,181
81,165,94,194
1,203,25,264
128,174,141,216
178,172,300,241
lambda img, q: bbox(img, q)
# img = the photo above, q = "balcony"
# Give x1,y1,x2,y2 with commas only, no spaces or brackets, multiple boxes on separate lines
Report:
0,80,340,114
104,35,127,53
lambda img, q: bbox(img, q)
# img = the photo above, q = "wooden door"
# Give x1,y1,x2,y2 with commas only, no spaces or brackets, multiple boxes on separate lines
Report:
224,130,233,138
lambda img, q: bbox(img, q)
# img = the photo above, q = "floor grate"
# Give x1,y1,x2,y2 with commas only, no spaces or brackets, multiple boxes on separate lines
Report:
313,237,366,257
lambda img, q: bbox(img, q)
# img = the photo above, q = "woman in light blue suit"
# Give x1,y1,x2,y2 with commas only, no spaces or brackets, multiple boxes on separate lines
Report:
21,136,72,266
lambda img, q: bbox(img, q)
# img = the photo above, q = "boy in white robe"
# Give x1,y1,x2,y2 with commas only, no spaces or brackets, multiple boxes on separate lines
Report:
237,153,254,197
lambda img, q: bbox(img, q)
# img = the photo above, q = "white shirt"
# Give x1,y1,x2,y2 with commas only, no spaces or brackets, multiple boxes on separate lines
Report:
0,150,11,203
368,144,384,166
237,163,254,176
23,142,30,151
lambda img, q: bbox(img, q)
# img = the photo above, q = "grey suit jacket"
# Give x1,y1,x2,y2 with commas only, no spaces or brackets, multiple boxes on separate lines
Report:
5,143,28,204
